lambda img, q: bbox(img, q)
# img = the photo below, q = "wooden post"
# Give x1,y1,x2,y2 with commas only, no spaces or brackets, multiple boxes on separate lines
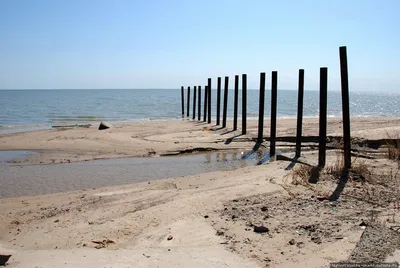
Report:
181,86,185,117
222,76,229,128
203,86,208,122
340,46,351,169
270,71,277,156
216,77,221,125
198,86,201,121
187,86,190,117
192,86,197,120
295,69,305,157
319,67,328,167
257,73,266,143
242,74,247,135
233,75,239,131
207,78,212,124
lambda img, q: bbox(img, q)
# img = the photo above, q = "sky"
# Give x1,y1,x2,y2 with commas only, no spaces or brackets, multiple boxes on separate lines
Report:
0,0,399,91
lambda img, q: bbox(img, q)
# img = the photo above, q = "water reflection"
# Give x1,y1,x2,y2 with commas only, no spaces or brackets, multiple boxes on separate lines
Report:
1,150,264,197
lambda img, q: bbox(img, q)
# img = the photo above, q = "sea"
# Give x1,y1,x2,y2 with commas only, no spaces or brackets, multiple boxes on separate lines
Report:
1,89,400,134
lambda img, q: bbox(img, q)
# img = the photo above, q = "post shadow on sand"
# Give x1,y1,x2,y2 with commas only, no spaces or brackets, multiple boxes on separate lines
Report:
220,129,237,136
224,134,243,145
283,156,313,171
193,122,209,126
212,126,225,131
308,166,323,184
329,169,349,201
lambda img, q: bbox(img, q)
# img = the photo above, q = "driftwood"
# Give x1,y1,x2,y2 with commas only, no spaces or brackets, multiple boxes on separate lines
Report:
52,124,91,129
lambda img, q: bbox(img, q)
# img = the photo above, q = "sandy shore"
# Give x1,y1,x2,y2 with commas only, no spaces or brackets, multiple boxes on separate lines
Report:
1,117,400,267
1,117,400,165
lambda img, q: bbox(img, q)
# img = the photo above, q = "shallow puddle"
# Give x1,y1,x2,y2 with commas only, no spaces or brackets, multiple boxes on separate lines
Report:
0,150,37,163
0,151,267,197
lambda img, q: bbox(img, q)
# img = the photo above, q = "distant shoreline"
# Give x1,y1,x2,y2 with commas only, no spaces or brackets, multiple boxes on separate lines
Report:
2,114,400,135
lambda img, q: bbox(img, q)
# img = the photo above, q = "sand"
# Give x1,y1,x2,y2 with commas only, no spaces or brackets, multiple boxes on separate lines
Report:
1,117,400,165
1,117,400,267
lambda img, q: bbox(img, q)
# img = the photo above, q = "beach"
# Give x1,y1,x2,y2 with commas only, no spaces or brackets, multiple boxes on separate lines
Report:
1,117,400,267
2,117,400,165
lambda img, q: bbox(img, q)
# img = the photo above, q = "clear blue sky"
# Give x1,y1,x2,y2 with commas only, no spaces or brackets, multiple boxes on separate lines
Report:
0,0,399,91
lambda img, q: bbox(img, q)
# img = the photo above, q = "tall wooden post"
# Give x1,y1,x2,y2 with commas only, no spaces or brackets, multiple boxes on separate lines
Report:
242,74,247,135
222,76,229,128
192,86,197,120
198,86,201,121
187,86,190,117
207,78,212,123
181,86,184,117
295,69,305,157
233,75,239,131
257,73,266,143
270,71,278,156
203,86,208,122
340,46,351,169
319,67,328,167
216,77,221,125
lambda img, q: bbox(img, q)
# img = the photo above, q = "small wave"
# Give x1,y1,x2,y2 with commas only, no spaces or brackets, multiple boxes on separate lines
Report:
0,124,50,134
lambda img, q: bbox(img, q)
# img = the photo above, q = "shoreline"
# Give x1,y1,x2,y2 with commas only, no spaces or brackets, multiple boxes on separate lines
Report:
2,114,400,135
1,116,400,165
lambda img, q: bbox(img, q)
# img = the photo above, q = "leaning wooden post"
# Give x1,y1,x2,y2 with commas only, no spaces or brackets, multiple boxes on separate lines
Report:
198,86,201,121
318,67,328,167
203,86,208,122
257,73,266,143
270,71,278,156
187,86,190,117
207,78,212,124
222,76,229,128
339,46,351,169
233,75,239,131
216,77,222,125
192,86,197,120
242,74,247,134
181,86,185,118
295,69,305,157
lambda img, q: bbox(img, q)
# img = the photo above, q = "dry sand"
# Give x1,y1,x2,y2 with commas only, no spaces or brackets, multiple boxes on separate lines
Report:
1,117,400,267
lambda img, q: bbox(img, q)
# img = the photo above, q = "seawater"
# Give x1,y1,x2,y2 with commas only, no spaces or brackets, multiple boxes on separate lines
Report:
1,89,400,133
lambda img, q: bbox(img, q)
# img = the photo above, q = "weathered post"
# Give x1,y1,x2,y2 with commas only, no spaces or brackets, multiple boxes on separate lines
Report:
203,86,208,122
319,67,328,167
181,86,185,118
270,71,278,156
242,74,247,135
233,75,239,131
340,46,351,169
216,77,222,125
257,73,266,143
193,86,197,120
187,86,190,117
295,69,305,157
198,86,201,121
207,78,212,124
222,76,229,128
